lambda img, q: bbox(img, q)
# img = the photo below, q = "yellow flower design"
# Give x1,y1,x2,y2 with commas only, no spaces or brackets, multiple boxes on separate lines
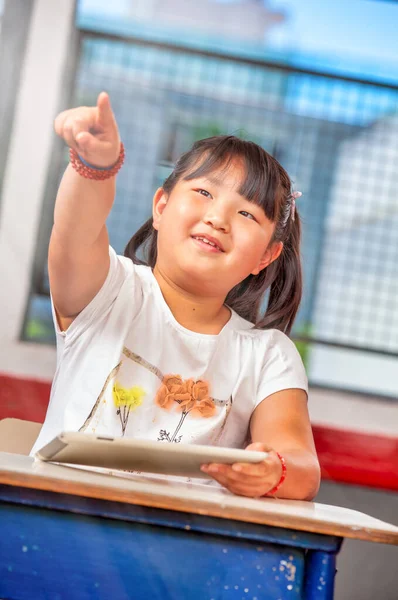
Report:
113,382,146,436
113,382,146,410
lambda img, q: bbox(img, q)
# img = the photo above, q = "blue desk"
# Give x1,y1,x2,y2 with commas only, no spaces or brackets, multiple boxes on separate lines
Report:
0,453,397,600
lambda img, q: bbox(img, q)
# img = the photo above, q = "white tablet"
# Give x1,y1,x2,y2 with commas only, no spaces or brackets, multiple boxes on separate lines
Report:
36,432,268,479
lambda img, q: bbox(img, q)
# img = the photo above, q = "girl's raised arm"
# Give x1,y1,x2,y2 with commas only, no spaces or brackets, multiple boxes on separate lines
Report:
49,92,121,330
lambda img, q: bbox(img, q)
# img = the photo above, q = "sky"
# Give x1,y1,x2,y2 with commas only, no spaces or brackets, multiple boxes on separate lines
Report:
78,0,398,80
267,0,398,77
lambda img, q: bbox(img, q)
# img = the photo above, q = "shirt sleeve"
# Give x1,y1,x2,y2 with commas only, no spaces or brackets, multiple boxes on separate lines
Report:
51,246,141,349
256,329,308,407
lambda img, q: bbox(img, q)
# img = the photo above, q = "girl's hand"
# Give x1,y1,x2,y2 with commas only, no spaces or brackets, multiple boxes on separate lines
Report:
201,442,283,498
54,92,120,168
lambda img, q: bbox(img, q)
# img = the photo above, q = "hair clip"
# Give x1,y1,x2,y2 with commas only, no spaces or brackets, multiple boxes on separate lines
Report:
290,191,302,222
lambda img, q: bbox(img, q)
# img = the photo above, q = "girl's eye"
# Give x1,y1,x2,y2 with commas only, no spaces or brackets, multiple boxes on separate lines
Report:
196,188,212,198
239,210,256,221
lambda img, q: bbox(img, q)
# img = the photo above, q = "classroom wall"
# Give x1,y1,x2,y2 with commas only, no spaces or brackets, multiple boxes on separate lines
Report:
0,0,73,380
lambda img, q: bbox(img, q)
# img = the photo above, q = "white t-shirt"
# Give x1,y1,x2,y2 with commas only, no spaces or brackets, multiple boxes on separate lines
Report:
31,247,308,456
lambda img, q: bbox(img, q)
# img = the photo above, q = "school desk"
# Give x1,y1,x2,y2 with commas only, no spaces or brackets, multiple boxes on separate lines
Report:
0,452,397,600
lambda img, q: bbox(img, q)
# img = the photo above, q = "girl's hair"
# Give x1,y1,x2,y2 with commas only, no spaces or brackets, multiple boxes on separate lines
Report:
124,135,302,335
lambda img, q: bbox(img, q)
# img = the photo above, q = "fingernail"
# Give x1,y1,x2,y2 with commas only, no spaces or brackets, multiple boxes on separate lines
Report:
208,465,218,473
232,465,242,472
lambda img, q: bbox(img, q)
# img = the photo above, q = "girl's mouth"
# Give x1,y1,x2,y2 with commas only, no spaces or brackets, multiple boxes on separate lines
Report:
191,235,224,253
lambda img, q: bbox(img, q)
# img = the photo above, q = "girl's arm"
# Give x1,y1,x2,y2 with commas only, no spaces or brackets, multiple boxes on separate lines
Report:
248,389,321,500
201,389,321,500
49,92,121,330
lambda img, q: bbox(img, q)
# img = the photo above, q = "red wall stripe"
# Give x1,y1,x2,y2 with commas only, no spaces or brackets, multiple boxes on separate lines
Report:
0,373,49,423
0,373,397,491
313,424,398,492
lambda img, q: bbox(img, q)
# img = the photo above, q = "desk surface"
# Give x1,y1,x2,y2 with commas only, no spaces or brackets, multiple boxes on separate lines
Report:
1,452,397,545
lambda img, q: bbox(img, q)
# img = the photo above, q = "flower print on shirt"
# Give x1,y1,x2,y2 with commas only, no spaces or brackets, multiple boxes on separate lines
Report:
113,382,146,436
155,375,216,443
78,346,232,441
79,361,122,433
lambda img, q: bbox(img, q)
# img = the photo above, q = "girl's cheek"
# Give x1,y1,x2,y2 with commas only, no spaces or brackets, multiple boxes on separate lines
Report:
178,197,201,217
239,229,265,254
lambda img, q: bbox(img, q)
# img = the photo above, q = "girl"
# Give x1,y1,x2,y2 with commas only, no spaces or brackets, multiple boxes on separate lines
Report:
31,92,320,500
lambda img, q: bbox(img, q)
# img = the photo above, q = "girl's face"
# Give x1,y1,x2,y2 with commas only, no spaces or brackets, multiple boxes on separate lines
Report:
153,161,283,297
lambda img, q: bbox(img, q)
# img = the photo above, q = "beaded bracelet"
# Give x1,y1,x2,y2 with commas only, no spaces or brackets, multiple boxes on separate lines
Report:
265,452,287,496
69,142,125,180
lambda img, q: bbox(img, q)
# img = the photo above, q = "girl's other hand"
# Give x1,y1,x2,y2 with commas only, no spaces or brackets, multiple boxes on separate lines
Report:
201,442,282,498
54,91,121,168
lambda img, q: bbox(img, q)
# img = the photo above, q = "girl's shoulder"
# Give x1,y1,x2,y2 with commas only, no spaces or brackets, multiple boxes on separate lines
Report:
229,318,306,389
112,249,151,280
229,310,300,355
112,249,156,297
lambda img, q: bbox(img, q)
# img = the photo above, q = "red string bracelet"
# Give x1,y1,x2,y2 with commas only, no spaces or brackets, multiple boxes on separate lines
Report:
69,142,125,180
265,451,287,497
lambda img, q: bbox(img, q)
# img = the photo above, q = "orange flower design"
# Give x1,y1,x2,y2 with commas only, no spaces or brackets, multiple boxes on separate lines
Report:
195,397,217,417
155,374,216,418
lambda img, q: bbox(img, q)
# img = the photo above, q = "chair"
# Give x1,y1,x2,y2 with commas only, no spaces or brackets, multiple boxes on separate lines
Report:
0,418,42,455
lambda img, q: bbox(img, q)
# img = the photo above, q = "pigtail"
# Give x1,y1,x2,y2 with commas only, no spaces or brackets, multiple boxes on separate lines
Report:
124,217,158,267
225,213,302,335
258,214,302,335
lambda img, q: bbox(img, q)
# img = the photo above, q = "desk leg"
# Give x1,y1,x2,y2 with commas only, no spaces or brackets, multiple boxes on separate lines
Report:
304,550,337,600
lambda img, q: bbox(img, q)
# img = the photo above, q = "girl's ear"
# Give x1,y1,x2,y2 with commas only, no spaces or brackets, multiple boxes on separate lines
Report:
152,187,168,230
251,241,283,275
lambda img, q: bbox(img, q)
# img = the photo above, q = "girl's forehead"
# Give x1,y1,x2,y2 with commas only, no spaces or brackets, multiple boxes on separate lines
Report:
185,159,248,194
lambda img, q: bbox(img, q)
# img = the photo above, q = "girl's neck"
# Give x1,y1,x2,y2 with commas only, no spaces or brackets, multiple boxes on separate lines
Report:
152,265,231,335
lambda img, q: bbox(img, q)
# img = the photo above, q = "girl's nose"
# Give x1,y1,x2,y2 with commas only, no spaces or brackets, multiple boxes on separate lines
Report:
203,204,230,232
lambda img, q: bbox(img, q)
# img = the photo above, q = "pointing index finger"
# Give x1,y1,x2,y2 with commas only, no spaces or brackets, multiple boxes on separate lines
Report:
96,91,116,128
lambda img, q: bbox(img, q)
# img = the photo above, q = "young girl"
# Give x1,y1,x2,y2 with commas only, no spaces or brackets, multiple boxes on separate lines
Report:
31,92,320,500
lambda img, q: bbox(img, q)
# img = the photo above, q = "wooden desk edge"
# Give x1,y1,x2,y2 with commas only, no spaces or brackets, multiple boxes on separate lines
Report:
1,468,397,546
